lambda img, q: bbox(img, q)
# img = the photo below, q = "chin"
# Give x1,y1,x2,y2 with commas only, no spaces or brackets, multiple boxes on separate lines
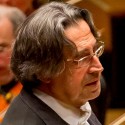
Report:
89,87,101,100
92,89,101,100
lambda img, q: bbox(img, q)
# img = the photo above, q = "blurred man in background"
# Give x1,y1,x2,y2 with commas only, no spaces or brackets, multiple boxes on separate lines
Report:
0,5,26,122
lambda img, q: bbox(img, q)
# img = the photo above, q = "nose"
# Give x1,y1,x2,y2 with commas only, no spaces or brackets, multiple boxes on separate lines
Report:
88,55,104,73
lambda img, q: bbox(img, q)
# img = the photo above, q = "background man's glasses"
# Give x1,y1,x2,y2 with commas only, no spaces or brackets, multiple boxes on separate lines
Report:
67,41,104,68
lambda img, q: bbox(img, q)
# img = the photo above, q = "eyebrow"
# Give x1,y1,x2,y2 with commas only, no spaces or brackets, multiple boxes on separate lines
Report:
0,42,9,47
74,48,90,58
74,41,98,58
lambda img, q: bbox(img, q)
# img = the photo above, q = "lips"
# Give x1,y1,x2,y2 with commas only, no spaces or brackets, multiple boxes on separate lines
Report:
86,81,97,86
85,79,100,90
85,79,100,92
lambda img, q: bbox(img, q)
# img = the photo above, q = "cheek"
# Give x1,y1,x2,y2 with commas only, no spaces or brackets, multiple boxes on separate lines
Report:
70,68,87,84
66,68,87,96
5,50,11,63
0,50,11,64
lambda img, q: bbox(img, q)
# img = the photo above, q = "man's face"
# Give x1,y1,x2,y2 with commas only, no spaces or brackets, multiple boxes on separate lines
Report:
50,19,104,108
0,17,14,85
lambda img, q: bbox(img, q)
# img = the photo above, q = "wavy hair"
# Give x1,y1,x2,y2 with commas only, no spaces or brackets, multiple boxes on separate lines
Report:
11,1,99,89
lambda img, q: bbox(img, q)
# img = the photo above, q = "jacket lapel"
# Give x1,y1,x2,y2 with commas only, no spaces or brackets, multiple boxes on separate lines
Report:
20,88,68,125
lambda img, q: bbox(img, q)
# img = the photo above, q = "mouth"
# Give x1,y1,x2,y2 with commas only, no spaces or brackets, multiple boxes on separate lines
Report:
85,79,99,91
86,81,98,86
86,80,100,94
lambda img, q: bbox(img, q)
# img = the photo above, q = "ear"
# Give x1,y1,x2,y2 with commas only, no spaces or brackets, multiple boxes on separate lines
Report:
37,76,51,84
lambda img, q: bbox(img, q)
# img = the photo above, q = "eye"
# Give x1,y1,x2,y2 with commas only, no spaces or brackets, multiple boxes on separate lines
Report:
0,45,6,52
94,41,104,57
75,50,91,60
93,43,99,52
0,44,11,52
93,41,103,52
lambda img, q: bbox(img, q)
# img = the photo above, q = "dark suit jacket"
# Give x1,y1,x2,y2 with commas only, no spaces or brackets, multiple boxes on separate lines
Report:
1,88,102,125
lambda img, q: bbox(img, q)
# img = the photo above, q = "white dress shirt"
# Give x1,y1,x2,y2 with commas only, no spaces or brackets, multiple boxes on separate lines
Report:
33,89,91,125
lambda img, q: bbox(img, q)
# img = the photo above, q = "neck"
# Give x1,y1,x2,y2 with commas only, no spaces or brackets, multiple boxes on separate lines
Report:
0,79,17,103
0,79,17,93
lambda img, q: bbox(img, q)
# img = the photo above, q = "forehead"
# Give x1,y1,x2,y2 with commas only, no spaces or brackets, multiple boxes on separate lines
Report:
64,19,96,52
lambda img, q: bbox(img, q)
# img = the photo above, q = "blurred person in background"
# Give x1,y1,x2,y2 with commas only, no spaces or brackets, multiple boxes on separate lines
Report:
0,5,26,122
2,2,104,125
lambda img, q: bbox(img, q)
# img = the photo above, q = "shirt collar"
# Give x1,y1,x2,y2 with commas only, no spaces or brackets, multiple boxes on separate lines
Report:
33,89,91,125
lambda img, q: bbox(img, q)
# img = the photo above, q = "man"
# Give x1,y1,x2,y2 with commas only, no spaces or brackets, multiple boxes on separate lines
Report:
0,5,26,122
1,2,104,125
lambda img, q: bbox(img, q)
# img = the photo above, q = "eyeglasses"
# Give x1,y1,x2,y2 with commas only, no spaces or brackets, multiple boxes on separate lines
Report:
66,41,104,68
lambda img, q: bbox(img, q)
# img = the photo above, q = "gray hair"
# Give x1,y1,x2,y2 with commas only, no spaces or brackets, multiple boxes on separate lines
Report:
11,1,99,89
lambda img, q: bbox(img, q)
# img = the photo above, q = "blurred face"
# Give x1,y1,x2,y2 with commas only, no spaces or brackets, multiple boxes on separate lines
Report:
0,17,14,85
50,20,104,108
0,0,33,14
